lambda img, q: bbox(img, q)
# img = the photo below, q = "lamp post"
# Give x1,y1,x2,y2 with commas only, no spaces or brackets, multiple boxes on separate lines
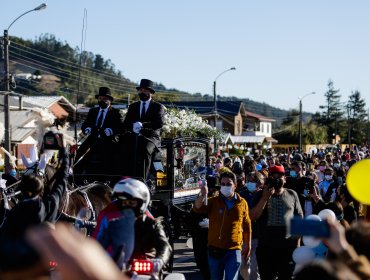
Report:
298,92,315,153
213,67,236,154
2,3,46,165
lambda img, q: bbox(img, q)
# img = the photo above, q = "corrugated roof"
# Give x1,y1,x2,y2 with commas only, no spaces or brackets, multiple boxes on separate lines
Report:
161,101,243,116
22,96,61,108
230,135,265,144
245,110,276,122
11,127,34,142
0,110,34,128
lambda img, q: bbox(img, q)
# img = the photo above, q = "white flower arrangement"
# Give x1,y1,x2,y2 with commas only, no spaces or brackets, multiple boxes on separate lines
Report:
161,108,221,139
120,107,221,139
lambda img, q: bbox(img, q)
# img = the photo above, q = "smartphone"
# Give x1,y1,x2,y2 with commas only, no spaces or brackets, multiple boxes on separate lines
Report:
290,217,330,238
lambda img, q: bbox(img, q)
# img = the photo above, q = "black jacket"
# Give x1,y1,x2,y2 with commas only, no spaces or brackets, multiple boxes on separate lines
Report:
1,151,69,238
132,216,172,266
123,100,165,148
81,106,125,138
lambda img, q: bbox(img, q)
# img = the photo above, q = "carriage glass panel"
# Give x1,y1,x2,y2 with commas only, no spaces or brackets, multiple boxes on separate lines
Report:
174,141,207,192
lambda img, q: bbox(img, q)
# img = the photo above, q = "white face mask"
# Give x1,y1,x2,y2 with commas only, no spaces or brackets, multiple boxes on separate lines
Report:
333,163,340,168
220,186,234,197
246,182,257,192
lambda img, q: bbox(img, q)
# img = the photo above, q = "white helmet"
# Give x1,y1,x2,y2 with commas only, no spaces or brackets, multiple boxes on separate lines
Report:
112,178,150,214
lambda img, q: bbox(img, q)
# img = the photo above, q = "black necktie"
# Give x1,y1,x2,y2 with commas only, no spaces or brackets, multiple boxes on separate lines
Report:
141,102,146,120
97,110,104,128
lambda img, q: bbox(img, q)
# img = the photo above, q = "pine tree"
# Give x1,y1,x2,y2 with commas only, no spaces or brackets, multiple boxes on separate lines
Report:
346,90,367,145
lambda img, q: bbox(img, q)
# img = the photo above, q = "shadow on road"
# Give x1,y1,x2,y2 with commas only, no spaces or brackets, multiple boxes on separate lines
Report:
173,238,203,280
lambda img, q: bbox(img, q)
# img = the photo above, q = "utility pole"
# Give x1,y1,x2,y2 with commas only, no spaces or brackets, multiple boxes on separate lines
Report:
212,67,236,155
347,104,352,147
213,81,217,154
367,108,369,147
299,99,302,152
3,30,11,165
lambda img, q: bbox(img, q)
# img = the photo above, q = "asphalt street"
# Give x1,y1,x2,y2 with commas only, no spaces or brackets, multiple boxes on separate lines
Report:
172,238,202,280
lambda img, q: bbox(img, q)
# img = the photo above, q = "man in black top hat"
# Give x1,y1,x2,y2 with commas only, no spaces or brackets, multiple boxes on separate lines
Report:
122,79,165,180
76,87,125,183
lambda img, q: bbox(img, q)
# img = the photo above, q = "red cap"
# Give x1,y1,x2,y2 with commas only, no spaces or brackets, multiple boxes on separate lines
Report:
269,165,285,175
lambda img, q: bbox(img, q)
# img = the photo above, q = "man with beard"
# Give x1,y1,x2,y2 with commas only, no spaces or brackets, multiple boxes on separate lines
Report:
251,165,303,280
122,79,165,180
77,87,125,182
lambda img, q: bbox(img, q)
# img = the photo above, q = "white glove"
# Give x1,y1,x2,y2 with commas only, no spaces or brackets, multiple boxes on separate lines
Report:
152,258,164,273
104,128,113,136
133,122,143,134
84,127,92,135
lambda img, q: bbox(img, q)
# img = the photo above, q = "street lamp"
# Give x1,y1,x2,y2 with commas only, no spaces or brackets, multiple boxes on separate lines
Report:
298,92,316,153
2,3,47,165
213,67,236,154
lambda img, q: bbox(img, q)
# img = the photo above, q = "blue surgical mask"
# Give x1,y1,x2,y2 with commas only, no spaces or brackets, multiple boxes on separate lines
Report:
289,170,298,178
246,182,257,192
333,163,340,168
10,169,17,177
325,175,333,181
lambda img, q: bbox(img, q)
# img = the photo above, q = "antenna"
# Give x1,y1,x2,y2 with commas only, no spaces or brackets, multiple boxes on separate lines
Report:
75,8,88,143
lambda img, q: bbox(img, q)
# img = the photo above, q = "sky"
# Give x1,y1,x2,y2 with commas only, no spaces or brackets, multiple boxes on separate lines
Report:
2,1,370,114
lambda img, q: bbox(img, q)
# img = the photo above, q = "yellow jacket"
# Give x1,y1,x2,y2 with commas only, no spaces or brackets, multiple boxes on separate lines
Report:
193,193,251,250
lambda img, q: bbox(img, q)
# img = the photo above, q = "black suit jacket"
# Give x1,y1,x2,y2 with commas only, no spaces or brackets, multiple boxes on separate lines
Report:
82,106,125,136
123,100,165,148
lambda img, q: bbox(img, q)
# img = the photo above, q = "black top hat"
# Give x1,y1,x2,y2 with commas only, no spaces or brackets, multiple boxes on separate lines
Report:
95,87,114,101
136,79,155,94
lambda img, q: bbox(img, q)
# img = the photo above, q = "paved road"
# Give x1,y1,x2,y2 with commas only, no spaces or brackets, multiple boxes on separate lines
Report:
172,238,203,280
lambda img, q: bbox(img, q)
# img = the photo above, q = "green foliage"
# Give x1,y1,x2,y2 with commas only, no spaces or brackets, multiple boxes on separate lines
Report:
347,90,368,145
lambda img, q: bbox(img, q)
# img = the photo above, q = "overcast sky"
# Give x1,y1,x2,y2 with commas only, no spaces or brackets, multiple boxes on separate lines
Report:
3,1,370,115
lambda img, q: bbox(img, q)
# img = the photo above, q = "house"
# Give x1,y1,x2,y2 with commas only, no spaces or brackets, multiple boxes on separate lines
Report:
0,94,76,167
161,101,245,136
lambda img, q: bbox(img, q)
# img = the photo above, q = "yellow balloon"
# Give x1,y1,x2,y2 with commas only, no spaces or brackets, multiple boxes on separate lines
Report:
347,159,370,205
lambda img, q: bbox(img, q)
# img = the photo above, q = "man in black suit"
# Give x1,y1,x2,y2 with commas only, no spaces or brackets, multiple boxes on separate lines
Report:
76,87,125,183
122,79,165,180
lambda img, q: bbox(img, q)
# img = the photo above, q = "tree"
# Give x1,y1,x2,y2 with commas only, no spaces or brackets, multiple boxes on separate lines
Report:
346,90,367,145
318,80,345,142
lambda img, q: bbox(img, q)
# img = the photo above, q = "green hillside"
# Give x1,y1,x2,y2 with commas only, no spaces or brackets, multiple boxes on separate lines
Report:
2,34,293,125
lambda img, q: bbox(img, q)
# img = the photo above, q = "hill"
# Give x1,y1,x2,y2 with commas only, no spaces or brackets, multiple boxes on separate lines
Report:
1,33,298,125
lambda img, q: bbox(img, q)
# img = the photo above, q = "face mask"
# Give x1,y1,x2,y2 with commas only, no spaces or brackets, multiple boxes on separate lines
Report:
302,170,307,176
138,92,150,101
268,177,284,190
220,186,234,197
289,170,298,178
319,166,326,172
333,163,340,168
215,163,222,169
246,182,257,192
98,100,109,109
325,175,333,181
10,170,16,177
342,162,347,166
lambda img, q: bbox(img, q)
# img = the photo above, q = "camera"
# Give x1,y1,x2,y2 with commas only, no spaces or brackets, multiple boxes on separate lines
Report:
303,177,315,193
42,131,63,150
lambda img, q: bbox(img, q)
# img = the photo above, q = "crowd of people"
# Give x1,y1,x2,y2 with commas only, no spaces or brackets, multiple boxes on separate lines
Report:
1,77,370,279
190,145,370,279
